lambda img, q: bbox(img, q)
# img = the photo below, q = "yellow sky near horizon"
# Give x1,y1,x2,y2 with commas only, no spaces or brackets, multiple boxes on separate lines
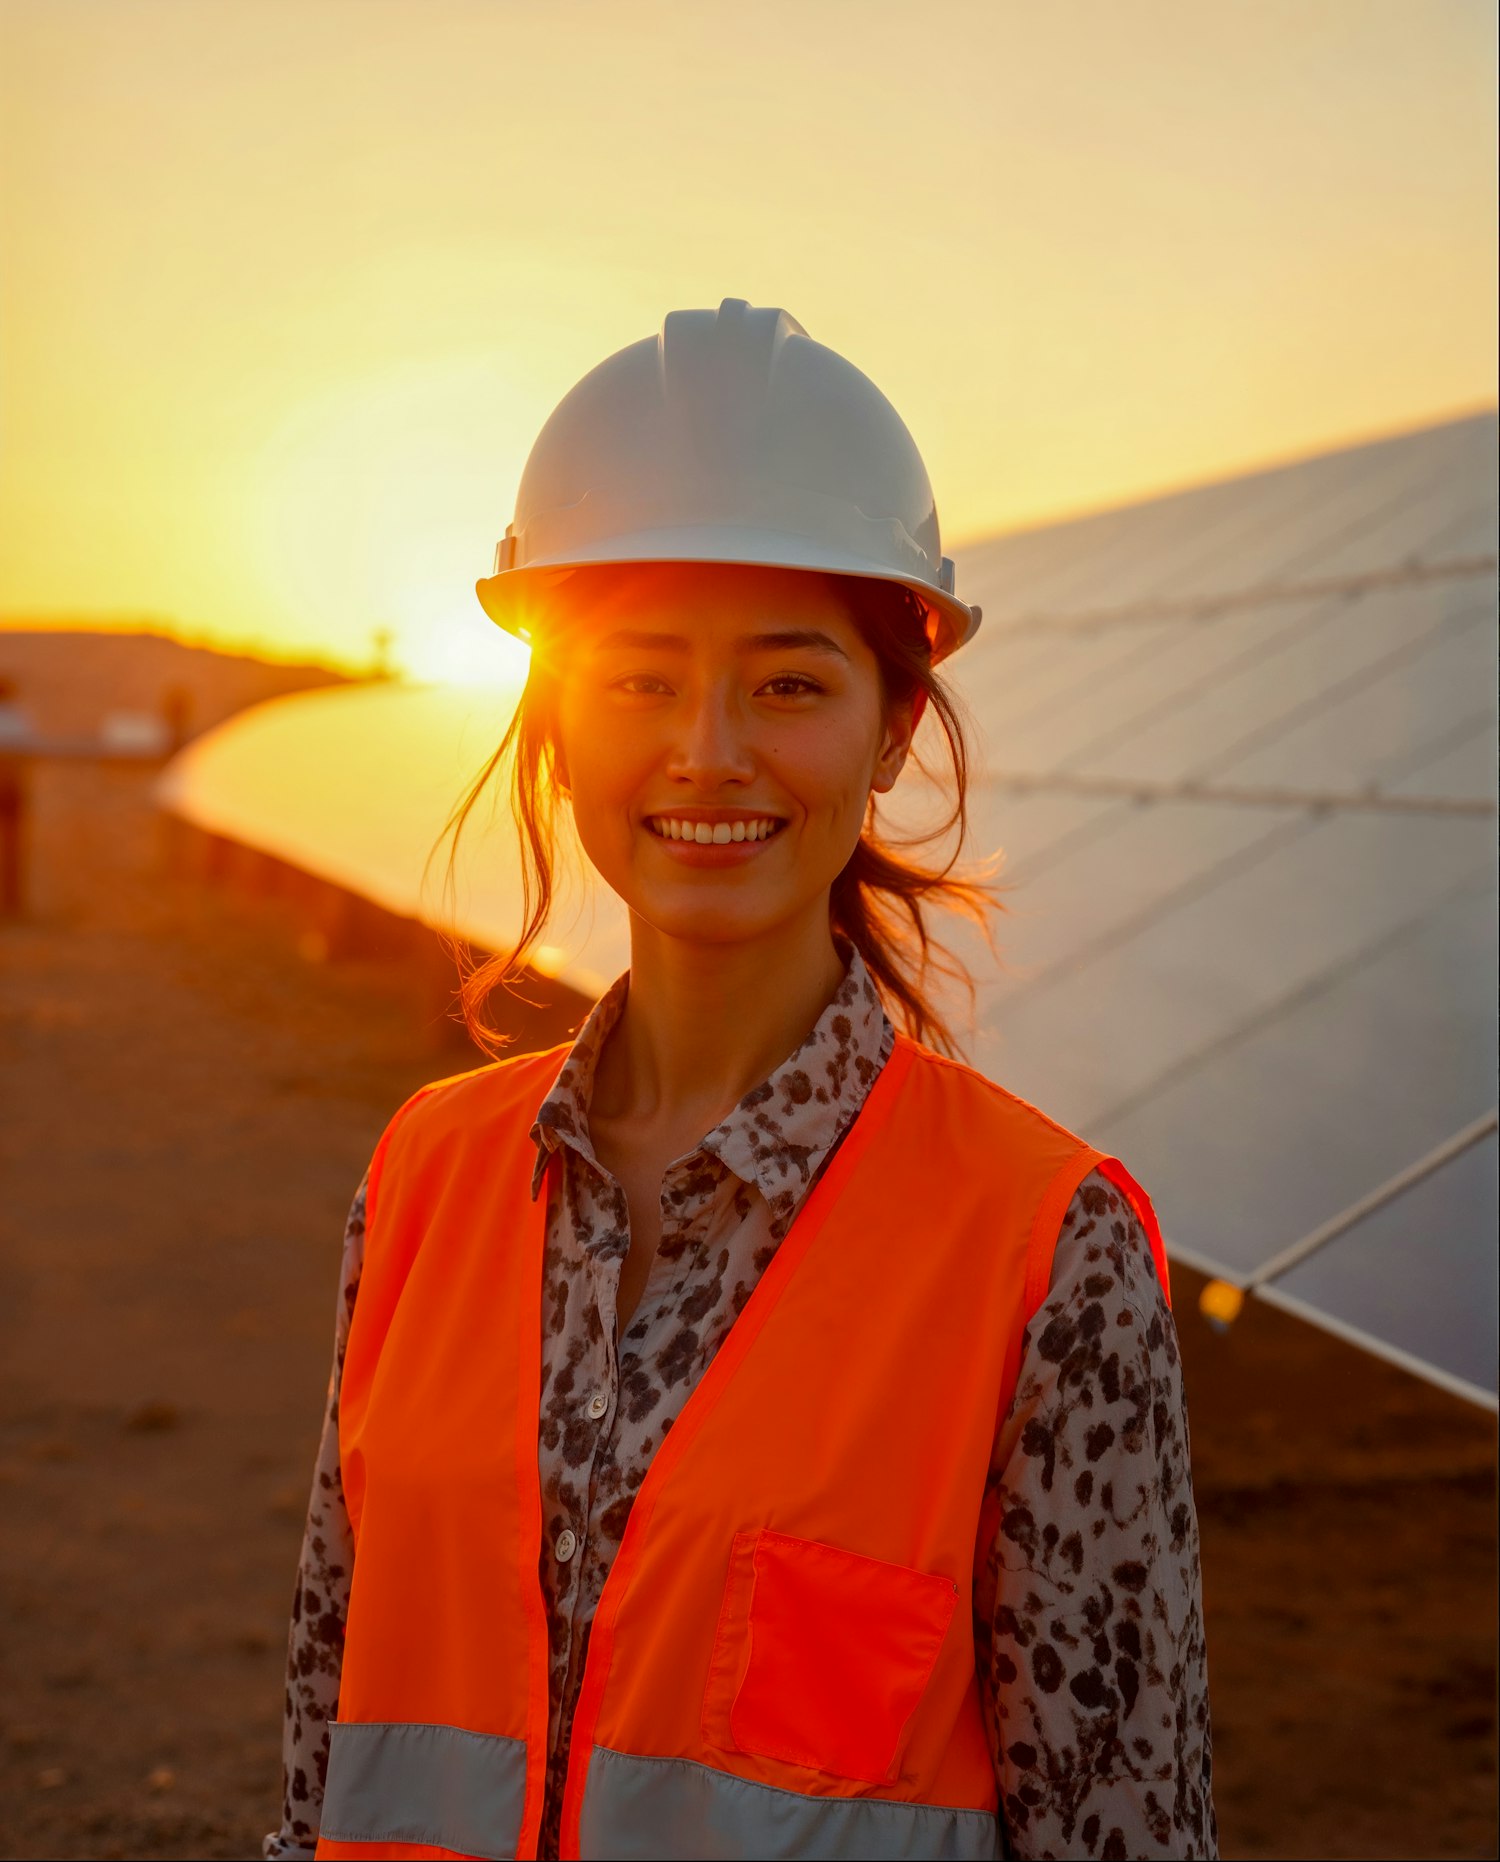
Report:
1,0,1495,680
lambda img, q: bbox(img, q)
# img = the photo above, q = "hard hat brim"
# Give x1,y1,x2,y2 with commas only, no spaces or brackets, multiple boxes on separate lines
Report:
475,524,980,663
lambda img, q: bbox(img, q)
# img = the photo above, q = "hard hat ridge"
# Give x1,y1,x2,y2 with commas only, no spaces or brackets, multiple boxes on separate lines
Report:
657,299,808,471
478,297,981,658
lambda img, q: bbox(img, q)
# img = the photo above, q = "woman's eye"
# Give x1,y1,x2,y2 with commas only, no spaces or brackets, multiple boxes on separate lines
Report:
611,673,672,696
759,673,823,698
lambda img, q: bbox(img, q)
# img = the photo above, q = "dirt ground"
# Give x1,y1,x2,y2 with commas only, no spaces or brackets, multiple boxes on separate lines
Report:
1,741,1495,1859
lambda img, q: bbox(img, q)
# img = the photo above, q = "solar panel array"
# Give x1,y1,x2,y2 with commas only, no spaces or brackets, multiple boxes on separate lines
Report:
944,411,1497,1401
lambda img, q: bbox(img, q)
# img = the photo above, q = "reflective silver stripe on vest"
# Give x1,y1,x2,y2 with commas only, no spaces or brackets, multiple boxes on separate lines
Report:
321,1720,528,1859
578,1745,1002,1860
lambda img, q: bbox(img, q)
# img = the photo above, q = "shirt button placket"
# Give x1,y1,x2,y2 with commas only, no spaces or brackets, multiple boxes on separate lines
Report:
554,1527,578,1564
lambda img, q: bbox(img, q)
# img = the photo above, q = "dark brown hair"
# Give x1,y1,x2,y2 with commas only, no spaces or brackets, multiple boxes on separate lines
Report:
438,568,1001,1057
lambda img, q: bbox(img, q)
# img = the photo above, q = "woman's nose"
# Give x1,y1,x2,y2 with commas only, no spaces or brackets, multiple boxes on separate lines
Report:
663,691,756,789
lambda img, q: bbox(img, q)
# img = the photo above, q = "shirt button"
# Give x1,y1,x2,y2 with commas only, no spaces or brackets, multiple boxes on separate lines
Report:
554,1528,578,1563
586,1391,609,1420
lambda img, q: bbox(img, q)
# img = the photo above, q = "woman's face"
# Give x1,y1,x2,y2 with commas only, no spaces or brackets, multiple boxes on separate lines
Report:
552,563,916,949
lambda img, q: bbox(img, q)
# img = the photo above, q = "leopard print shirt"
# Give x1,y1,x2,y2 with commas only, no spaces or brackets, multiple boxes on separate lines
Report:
268,951,1216,1860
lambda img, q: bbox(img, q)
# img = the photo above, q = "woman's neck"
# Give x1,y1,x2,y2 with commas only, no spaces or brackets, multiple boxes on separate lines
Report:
591,906,847,1131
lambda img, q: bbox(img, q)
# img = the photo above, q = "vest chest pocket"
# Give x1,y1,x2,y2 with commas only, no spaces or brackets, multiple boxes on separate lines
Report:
701,1528,959,1786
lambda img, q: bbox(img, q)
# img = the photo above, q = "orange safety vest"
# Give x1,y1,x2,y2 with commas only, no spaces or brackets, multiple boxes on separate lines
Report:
314,1032,1169,1862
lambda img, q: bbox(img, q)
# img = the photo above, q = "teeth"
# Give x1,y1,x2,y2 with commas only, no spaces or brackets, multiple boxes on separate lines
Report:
650,817,779,842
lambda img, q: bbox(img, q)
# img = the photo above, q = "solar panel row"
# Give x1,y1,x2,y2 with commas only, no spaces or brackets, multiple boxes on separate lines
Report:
949,410,1497,1400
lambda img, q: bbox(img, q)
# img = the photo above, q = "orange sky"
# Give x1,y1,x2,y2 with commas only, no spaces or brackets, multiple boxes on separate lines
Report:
1,0,1495,681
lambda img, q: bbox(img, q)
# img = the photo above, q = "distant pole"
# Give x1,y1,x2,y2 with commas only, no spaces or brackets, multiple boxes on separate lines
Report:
371,627,394,680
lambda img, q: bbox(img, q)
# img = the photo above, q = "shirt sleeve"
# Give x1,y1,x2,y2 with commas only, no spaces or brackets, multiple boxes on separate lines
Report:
264,1175,367,1861
974,1168,1218,1860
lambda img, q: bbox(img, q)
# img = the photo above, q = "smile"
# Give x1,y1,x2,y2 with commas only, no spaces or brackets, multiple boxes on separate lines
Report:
646,816,785,844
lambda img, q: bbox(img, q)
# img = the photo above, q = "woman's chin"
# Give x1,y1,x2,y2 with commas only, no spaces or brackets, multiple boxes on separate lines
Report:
625,891,808,951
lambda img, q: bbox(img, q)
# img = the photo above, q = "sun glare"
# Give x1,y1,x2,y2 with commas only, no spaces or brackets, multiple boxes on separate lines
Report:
244,354,550,674
402,604,533,688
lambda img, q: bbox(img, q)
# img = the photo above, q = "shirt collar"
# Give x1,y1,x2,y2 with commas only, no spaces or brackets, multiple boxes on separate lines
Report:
528,946,892,1209
529,969,630,1198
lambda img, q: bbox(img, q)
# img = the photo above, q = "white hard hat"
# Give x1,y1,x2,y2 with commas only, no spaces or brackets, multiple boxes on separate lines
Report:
476,297,980,662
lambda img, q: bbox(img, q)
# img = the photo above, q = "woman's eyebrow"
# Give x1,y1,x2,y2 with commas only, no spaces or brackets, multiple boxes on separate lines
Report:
595,628,689,652
738,629,849,659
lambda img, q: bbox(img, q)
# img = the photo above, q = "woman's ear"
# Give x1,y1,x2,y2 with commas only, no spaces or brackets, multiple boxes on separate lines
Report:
871,688,926,794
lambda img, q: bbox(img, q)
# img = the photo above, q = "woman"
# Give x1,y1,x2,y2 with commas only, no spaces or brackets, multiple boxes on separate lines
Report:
267,301,1216,1862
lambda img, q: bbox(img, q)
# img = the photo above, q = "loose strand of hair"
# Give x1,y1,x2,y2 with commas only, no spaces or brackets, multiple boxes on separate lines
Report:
430,671,565,1055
